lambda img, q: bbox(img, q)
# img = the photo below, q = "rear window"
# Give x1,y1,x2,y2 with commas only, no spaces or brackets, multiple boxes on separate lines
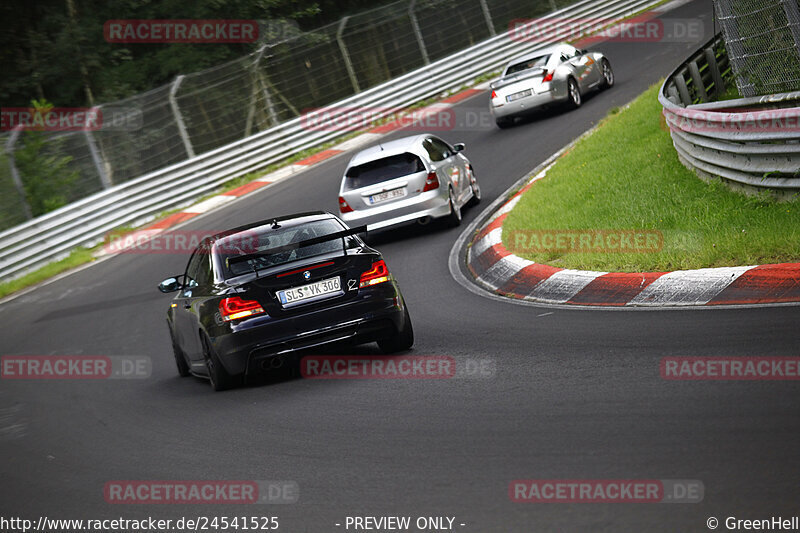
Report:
216,219,347,278
344,152,426,190
505,55,550,76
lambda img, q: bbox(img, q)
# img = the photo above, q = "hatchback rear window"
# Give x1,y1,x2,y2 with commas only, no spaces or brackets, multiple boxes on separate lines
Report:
344,152,426,190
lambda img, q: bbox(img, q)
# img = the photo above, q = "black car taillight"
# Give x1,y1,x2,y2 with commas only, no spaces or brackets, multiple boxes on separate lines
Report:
359,260,390,288
422,171,439,192
220,297,265,322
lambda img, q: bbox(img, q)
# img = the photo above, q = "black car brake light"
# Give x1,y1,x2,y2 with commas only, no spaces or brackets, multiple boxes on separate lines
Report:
359,260,390,288
219,297,265,321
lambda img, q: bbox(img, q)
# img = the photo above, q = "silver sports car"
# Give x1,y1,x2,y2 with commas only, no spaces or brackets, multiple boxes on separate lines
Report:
338,134,481,231
490,43,614,128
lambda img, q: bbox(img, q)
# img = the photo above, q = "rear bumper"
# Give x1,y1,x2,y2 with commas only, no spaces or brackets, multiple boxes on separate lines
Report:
341,189,451,231
491,89,564,119
209,282,407,376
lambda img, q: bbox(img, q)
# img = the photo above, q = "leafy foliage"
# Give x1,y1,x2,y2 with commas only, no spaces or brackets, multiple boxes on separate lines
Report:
0,0,394,107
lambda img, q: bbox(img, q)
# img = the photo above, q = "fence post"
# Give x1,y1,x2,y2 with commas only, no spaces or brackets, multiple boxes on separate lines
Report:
245,46,274,135
253,46,279,127
479,0,496,36
4,128,34,221
84,110,113,189
336,17,361,93
704,47,725,97
169,75,196,158
687,61,708,102
408,0,430,65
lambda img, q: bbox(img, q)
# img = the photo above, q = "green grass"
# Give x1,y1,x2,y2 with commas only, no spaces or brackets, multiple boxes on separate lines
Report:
0,247,97,299
501,82,800,272
717,83,742,101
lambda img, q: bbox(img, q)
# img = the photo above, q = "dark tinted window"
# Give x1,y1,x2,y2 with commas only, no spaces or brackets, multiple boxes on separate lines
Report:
195,250,213,287
505,55,549,75
423,137,452,162
185,245,213,288
218,219,347,278
344,152,425,190
184,250,203,289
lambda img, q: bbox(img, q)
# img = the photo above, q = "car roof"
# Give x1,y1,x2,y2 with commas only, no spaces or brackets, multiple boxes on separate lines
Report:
506,44,573,66
210,211,340,248
346,134,431,168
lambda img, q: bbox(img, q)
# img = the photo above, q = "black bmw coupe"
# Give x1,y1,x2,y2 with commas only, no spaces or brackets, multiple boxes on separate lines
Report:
158,211,413,390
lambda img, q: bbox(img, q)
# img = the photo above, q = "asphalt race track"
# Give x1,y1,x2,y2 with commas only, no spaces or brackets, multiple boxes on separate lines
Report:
2,1,799,531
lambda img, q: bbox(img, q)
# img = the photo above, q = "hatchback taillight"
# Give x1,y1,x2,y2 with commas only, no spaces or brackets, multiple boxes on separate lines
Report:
339,196,354,213
491,90,498,99
359,260,390,288
543,70,553,82
422,171,439,192
219,297,265,322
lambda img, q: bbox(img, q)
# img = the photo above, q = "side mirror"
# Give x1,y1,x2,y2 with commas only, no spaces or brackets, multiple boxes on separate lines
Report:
453,142,466,152
158,276,182,293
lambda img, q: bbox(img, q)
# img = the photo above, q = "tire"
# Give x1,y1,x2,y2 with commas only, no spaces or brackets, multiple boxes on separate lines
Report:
168,324,191,377
203,336,241,391
172,341,191,377
467,169,481,207
567,78,582,109
495,117,513,129
600,59,614,89
377,308,414,354
447,188,462,227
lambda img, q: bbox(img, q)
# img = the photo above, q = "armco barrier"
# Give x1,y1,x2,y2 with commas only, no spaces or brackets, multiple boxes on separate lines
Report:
0,0,660,282
659,34,800,196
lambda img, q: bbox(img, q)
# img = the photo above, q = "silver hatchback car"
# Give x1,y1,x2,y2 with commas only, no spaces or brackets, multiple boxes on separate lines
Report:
338,134,481,230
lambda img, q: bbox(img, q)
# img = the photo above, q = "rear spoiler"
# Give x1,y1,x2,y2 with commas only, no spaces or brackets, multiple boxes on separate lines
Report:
226,225,367,267
490,67,548,90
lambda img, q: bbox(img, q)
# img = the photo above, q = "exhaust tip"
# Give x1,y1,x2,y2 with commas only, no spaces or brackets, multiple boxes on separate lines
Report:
417,216,431,226
260,357,284,370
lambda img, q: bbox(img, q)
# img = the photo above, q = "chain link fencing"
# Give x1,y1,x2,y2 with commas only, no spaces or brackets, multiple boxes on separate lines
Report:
713,0,800,97
3,0,578,231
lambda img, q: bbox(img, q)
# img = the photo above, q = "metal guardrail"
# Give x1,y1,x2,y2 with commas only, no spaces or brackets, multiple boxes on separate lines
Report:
659,34,800,195
0,0,661,283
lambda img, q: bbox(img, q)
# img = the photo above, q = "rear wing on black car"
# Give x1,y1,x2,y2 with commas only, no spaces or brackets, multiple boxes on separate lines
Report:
226,225,367,269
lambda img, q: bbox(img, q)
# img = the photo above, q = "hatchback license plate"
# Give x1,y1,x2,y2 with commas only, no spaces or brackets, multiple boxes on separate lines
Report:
278,277,342,306
368,188,405,205
507,89,532,102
